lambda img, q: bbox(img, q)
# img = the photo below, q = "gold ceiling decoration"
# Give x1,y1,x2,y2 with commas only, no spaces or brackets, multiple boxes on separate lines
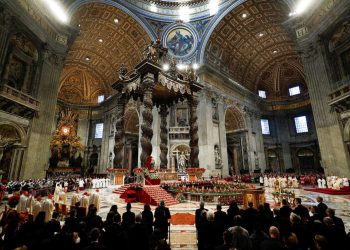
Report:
205,0,306,97
59,3,151,104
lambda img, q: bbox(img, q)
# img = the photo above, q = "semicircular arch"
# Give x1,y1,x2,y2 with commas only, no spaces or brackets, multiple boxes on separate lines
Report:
224,106,246,133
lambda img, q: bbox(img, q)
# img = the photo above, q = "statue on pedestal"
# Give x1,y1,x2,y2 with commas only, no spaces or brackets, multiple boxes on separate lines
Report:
178,152,188,173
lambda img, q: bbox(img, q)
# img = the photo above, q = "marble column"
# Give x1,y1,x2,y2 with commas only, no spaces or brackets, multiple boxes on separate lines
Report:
0,9,11,76
140,73,154,167
100,113,111,172
159,105,168,169
217,100,229,176
9,147,24,180
22,52,65,179
188,94,200,167
114,97,126,168
301,42,350,176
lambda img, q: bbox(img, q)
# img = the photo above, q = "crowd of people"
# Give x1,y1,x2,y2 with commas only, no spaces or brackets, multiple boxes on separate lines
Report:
195,198,350,250
2,176,111,197
0,198,172,250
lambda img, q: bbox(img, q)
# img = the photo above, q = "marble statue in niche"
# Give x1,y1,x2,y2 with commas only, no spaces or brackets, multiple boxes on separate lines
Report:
214,144,222,168
178,151,188,172
212,98,219,120
2,33,38,94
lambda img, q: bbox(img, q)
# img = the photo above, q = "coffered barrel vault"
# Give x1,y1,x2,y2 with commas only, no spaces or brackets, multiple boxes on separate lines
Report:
205,0,306,98
59,3,152,104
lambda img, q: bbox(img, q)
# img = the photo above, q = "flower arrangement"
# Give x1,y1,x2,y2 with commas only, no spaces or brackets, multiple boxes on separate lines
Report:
144,168,160,180
133,168,144,174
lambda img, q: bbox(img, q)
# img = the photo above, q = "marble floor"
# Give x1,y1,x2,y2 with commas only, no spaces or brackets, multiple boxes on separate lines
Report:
67,185,350,250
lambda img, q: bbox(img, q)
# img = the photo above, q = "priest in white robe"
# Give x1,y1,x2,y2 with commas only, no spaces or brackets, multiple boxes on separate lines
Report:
42,194,54,222
89,189,100,212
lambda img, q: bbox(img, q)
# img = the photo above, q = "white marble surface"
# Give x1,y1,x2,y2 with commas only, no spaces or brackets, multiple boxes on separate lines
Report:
67,185,350,233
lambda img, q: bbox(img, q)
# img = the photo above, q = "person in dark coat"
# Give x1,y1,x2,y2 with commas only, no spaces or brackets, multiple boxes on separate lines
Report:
214,204,227,244
46,211,61,236
293,198,310,221
141,204,154,236
85,206,103,232
280,199,293,220
260,226,286,250
84,228,106,250
243,202,258,234
128,213,149,250
154,200,171,240
122,202,135,228
227,201,240,227
326,208,346,236
215,230,233,250
316,197,328,218
195,201,208,230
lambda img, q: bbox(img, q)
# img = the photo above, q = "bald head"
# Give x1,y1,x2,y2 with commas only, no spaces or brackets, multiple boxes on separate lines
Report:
269,226,280,239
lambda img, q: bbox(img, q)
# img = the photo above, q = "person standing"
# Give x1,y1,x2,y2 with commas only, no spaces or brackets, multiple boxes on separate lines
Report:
141,204,154,236
154,200,171,240
122,202,135,228
316,197,328,218
195,202,208,230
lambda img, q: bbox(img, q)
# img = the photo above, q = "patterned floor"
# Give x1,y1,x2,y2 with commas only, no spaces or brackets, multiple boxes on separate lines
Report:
67,186,350,250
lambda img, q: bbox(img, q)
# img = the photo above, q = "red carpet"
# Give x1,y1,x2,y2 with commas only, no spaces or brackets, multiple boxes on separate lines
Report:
119,185,178,206
170,213,195,225
304,187,350,195
113,184,130,194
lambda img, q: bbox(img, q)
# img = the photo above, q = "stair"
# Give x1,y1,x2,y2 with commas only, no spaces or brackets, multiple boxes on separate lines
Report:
113,184,130,194
141,185,178,206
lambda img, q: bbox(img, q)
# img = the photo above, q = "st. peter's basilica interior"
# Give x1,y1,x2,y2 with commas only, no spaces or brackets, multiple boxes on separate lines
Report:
1,0,350,249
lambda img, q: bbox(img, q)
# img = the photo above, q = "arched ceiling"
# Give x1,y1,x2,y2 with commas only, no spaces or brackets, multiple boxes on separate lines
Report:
59,3,151,104
205,0,306,98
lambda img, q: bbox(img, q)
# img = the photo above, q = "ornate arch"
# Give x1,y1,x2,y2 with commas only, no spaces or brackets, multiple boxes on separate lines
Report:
59,2,154,104
201,0,302,97
124,106,139,134
0,122,27,146
224,106,246,133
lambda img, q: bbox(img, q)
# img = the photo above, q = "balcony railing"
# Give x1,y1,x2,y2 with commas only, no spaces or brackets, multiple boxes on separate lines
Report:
0,84,40,111
169,126,190,140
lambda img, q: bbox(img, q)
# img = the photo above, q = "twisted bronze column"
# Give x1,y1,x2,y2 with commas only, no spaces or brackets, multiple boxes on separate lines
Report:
159,105,168,169
140,74,154,167
188,96,199,167
114,97,126,168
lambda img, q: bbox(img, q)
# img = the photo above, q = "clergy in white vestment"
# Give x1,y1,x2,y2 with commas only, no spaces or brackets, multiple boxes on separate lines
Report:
42,194,54,222
59,187,68,205
32,196,42,219
53,184,61,203
321,178,326,188
80,192,90,214
89,189,100,212
25,192,35,214
71,190,81,206
317,178,322,188
17,192,28,213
